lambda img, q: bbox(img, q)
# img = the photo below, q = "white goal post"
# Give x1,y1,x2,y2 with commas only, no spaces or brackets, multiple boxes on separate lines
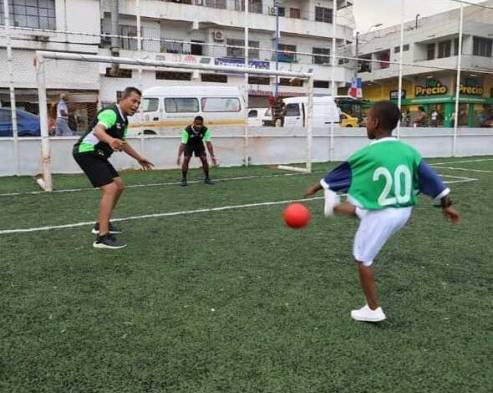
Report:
35,50,314,191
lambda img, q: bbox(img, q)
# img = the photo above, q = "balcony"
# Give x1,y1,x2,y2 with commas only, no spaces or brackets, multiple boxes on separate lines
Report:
117,0,353,41
98,47,353,84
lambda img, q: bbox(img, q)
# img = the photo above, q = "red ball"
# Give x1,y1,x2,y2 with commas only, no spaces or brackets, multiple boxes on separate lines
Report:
283,203,311,229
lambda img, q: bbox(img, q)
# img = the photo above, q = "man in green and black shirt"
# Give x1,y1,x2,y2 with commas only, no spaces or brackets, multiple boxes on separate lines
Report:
73,87,154,249
177,116,217,186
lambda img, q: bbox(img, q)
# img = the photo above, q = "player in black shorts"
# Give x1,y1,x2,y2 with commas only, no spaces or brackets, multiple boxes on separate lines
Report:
176,116,217,186
73,87,154,249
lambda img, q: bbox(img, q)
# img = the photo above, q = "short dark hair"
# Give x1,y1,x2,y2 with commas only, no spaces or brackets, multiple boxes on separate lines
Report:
194,115,204,122
121,86,142,99
372,101,401,131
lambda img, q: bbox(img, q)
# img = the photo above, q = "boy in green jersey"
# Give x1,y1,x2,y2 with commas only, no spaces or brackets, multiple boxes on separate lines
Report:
305,101,460,322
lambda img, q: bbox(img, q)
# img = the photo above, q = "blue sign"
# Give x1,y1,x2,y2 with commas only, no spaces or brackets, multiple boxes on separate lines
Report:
215,57,270,70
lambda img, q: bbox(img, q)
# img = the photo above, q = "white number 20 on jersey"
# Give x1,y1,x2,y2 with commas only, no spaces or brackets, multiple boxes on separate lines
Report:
373,165,412,206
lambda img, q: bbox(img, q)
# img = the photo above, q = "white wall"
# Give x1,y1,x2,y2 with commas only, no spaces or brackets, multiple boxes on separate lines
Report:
1,129,492,176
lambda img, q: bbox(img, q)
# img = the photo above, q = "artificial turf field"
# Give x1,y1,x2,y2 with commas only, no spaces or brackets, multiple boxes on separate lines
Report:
1,157,492,392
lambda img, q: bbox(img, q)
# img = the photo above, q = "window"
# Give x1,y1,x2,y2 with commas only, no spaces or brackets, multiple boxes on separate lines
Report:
394,44,409,53
226,39,260,59
438,40,451,58
156,71,192,80
105,68,132,78
191,40,204,56
248,76,270,85
277,44,296,63
290,8,301,19
473,36,492,57
201,97,241,112
234,0,262,13
162,39,184,54
285,103,300,117
315,7,332,24
314,80,329,89
227,39,244,58
248,109,258,118
143,98,159,112
313,47,330,65
120,25,137,50
427,43,435,60
201,74,228,83
454,38,460,56
277,7,285,17
279,78,303,87
205,0,226,9
164,98,199,113
0,0,56,30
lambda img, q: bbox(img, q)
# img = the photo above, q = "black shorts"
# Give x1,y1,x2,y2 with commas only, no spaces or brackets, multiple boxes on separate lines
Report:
184,143,206,158
73,152,119,188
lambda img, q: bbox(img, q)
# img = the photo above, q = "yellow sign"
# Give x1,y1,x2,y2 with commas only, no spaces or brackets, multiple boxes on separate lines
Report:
415,79,448,96
459,84,483,96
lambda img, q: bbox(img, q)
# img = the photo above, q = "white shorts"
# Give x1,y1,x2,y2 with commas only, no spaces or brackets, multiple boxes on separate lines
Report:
353,207,412,266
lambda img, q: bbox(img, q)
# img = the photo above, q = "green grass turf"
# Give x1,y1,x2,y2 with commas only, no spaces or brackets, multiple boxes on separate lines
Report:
0,157,492,392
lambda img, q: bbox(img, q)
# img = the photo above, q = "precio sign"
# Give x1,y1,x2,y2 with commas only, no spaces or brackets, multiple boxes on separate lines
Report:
415,79,448,96
460,79,484,96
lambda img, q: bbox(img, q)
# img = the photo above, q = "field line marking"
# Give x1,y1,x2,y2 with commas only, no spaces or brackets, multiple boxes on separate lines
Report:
433,166,492,174
0,171,322,198
431,158,493,165
0,196,324,235
0,177,478,235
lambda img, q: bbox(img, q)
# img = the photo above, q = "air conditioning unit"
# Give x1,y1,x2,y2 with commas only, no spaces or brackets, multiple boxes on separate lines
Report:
213,31,224,42
268,7,276,16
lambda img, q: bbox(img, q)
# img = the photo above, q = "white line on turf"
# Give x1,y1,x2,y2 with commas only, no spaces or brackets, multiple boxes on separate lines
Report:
0,196,324,235
431,166,492,174
431,158,493,165
0,176,478,235
0,167,482,198
0,171,319,198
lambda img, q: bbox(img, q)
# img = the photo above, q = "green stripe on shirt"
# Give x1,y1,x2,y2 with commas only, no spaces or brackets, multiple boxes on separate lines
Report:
97,109,117,129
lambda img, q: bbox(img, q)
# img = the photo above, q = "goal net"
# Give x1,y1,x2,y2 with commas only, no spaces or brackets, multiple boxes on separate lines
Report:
34,51,314,191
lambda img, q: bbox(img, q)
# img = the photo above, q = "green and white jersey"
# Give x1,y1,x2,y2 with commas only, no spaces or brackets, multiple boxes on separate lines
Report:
321,137,450,210
181,125,211,146
74,105,128,158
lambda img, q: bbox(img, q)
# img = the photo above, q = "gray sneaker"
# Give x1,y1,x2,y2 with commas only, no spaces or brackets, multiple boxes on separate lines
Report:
93,234,127,249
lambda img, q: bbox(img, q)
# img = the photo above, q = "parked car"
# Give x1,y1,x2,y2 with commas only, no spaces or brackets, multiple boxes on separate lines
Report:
340,111,359,127
0,108,41,137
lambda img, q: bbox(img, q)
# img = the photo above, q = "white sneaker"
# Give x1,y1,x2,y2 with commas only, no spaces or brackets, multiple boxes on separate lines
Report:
351,304,386,322
324,189,340,217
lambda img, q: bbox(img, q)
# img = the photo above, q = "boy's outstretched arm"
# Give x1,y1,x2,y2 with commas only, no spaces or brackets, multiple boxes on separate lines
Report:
418,160,460,224
304,182,323,197
304,161,352,198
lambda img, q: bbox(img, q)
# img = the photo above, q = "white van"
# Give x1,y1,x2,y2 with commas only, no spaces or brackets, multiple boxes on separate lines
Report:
282,96,341,128
128,86,245,135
